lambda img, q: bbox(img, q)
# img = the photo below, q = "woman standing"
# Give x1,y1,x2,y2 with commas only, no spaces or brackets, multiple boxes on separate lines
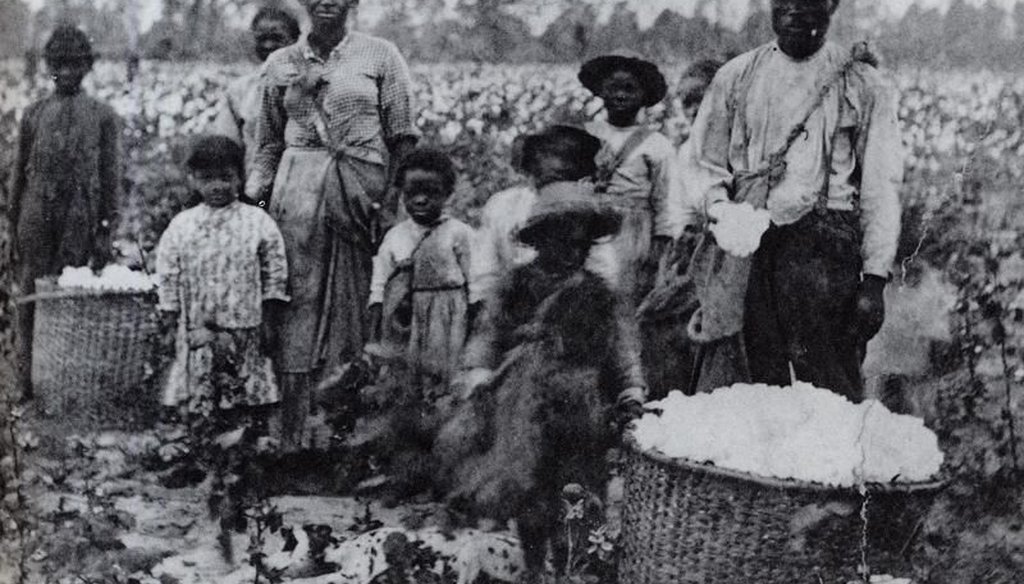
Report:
247,0,418,450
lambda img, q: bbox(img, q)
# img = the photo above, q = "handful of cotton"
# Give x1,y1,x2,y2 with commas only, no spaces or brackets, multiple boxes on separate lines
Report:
707,201,772,257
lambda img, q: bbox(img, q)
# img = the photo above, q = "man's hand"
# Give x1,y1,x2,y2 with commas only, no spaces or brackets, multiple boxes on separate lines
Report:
452,367,493,400
851,274,886,342
615,386,647,426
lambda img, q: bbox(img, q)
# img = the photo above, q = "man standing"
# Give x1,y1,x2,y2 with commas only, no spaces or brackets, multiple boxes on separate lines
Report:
685,0,903,401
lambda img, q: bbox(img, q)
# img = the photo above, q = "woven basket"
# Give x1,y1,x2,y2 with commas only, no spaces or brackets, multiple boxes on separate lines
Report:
24,278,160,431
619,435,943,584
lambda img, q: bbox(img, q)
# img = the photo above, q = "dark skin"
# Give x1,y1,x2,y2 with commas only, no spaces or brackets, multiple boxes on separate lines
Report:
594,68,673,266
366,168,479,343
770,0,885,339
771,0,836,60
301,0,416,205
159,165,286,355
252,17,298,63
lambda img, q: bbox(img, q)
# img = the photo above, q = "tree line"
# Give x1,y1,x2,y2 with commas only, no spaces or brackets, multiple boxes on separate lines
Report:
2,0,1023,70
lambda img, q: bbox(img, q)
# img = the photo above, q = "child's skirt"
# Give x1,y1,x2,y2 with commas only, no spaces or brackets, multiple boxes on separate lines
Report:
163,326,279,415
407,287,468,385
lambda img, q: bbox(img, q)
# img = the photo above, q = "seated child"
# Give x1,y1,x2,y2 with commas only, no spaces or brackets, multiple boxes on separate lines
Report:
437,184,646,581
155,135,289,431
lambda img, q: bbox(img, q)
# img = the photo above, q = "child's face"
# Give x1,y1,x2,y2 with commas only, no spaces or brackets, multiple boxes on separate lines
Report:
189,167,241,208
534,220,592,274
253,17,296,62
598,69,645,119
401,169,449,225
529,150,579,188
47,57,91,95
678,75,710,124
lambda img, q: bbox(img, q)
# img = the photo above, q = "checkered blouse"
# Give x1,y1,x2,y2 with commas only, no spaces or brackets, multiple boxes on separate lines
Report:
246,32,418,202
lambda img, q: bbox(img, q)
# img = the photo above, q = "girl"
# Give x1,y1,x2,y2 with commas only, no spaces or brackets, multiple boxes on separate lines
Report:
578,49,687,305
156,135,289,426
367,147,475,384
440,185,645,581
8,24,123,400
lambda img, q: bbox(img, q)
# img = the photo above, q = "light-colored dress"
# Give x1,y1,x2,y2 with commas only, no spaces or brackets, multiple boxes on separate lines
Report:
585,118,686,304
155,201,289,412
371,217,474,381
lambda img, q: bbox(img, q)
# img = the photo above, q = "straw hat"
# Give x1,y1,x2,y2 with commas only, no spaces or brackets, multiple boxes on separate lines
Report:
516,182,621,246
578,48,668,107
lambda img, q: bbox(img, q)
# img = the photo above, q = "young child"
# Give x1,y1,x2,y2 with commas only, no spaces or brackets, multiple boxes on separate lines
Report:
472,124,614,301
156,135,289,427
579,49,687,305
210,5,299,178
7,24,123,399
367,147,475,385
438,185,646,582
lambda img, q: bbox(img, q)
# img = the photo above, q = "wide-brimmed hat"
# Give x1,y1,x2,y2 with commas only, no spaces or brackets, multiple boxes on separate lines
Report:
518,125,602,176
516,182,621,247
578,49,668,107
44,24,95,61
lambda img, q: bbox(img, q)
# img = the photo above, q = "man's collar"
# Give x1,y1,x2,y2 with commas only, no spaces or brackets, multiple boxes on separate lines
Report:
299,32,354,63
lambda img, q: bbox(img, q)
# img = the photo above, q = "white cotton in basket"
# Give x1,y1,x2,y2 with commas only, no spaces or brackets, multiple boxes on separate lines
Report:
57,264,157,292
630,382,943,488
708,201,772,257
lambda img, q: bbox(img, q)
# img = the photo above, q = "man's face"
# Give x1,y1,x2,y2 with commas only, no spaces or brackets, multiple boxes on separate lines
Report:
47,56,91,95
771,0,833,59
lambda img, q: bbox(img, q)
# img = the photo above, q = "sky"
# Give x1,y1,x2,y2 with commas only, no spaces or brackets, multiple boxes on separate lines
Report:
20,0,1024,35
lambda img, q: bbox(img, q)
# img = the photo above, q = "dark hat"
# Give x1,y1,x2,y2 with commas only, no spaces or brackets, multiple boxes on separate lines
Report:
44,24,94,60
185,134,245,175
517,182,621,247
519,125,602,178
579,49,668,107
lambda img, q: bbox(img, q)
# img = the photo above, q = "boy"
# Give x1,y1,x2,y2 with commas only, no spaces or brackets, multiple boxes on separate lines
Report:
7,25,123,399
579,49,687,305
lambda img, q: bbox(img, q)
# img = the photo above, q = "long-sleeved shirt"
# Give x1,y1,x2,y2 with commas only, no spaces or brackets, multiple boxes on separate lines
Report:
585,118,688,239
6,92,122,271
685,41,903,277
471,183,618,303
369,217,475,305
246,32,418,202
156,201,289,330
209,70,261,171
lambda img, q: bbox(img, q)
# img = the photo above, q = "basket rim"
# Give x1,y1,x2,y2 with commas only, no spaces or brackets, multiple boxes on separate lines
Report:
623,433,946,494
17,287,158,304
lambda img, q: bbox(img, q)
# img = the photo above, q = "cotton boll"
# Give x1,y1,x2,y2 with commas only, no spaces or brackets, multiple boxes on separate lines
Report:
708,202,772,258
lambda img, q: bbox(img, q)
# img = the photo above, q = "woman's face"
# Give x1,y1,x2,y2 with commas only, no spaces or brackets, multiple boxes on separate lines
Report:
253,17,297,62
771,0,833,59
401,168,449,225
189,166,241,208
303,0,357,29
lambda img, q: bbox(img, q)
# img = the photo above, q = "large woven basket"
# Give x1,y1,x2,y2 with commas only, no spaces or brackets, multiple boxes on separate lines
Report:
619,435,943,584
24,278,160,431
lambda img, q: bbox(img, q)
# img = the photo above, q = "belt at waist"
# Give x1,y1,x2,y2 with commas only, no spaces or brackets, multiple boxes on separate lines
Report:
285,143,385,165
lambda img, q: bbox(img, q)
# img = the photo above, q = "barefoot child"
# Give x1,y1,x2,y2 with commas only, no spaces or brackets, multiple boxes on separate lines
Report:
156,135,289,429
439,185,646,581
7,24,123,399
367,147,475,384
579,49,687,304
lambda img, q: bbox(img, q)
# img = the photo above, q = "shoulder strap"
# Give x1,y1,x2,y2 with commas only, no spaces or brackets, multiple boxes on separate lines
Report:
385,219,445,285
594,127,654,191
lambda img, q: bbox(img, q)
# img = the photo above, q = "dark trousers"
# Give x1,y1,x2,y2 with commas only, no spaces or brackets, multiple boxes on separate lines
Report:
692,210,867,402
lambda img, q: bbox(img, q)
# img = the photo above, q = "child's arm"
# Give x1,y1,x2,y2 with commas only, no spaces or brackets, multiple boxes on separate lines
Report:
648,137,686,265
155,221,183,354
454,225,483,330
258,215,290,353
